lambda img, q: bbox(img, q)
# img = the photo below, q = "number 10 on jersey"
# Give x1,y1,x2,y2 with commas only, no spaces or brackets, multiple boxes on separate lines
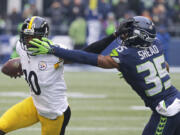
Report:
23,70,41,95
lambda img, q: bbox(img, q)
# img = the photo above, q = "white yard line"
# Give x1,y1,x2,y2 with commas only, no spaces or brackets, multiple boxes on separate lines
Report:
68,127,142,131
71,116,148,121
64,65,180,73
17,126,143,131
0,105,150,112
0,92,29,97
130,106,150,110
0,92,107,99
68,92,107,98
70,106,150,111
71,106,129,111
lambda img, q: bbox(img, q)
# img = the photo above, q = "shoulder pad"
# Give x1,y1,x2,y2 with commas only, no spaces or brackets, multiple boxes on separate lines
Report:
153,38,164,52
110,48,119,57
111,46,129,56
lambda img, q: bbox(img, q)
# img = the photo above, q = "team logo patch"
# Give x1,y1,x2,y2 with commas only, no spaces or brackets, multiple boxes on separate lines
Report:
38,61,47,71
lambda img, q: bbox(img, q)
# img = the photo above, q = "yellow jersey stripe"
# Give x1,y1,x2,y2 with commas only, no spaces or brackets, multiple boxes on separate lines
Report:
28,16,37,29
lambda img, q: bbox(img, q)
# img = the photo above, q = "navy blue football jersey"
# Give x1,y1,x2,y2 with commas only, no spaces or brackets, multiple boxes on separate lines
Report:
110,39,178,110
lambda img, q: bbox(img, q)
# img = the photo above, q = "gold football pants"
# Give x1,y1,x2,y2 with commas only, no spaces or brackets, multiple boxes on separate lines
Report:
0,97,71,135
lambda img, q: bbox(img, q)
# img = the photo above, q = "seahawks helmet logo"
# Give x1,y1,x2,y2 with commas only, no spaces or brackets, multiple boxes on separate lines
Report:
134,29,155,42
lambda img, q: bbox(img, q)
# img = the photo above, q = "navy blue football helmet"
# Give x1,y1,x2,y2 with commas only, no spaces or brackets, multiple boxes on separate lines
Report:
122,16,156,47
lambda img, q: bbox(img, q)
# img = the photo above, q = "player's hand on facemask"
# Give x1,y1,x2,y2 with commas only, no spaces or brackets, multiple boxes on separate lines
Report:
28,37,54,55
115,18,134,37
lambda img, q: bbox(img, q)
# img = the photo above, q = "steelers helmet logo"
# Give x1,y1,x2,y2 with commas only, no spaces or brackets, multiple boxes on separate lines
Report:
38,61,47,71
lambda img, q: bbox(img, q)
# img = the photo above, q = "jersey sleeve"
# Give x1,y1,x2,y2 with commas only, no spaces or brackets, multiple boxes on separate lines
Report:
110,48,121,64
110,46,128,64
82,34,116,54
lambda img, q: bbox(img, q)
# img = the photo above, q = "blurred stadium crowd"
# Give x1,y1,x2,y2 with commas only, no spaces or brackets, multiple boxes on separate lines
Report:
1,0,180,36
0,0,179,64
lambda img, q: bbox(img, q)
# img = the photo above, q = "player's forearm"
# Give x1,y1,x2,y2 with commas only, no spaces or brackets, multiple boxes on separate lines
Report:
51,46,119,69
97,55,119,69
82,33,116,54
52,46,98,66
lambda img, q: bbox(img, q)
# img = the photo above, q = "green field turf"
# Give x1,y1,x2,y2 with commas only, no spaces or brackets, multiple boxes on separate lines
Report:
0,71,180,135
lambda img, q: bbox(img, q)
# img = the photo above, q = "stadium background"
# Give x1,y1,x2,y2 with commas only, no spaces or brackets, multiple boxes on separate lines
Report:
0,0,180,135
0,0,180,65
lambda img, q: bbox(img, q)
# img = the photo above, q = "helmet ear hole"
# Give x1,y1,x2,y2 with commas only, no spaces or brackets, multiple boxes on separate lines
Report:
133,29,140,35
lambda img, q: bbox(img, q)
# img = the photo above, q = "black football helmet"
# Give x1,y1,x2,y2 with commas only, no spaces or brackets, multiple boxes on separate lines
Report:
121,16,156,48
20,16,49,50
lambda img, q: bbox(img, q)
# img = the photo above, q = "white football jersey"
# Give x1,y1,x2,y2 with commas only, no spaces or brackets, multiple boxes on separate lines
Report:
16,41,68,119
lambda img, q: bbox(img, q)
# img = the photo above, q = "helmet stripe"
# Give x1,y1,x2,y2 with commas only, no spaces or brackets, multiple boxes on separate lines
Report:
28,16,37,29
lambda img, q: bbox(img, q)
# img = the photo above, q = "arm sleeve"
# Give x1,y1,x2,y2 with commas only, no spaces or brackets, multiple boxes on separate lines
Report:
82,34,116,54
52,46,98,66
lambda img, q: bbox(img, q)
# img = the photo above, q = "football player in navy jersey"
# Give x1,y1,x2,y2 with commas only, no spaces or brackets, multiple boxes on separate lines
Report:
28,16,180,135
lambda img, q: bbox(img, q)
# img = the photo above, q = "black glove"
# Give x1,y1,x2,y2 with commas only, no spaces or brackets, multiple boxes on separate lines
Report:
115,18,134,38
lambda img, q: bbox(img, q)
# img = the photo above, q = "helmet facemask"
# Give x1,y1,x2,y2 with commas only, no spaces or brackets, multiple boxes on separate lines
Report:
20,16,49,51
120,16,156,48
20,34,43,50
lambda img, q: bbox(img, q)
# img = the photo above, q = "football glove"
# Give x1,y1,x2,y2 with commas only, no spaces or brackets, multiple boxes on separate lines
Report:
28,37,54,55
115,18,134,38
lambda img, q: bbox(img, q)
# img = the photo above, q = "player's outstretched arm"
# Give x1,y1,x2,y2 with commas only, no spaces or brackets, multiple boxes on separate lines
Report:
28,38,119,69
82,33,116,54
82,19,134,54
97,55,119,68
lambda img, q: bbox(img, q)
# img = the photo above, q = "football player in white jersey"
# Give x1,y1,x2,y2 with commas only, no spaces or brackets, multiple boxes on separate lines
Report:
0,16,71,135
0,15,122,135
